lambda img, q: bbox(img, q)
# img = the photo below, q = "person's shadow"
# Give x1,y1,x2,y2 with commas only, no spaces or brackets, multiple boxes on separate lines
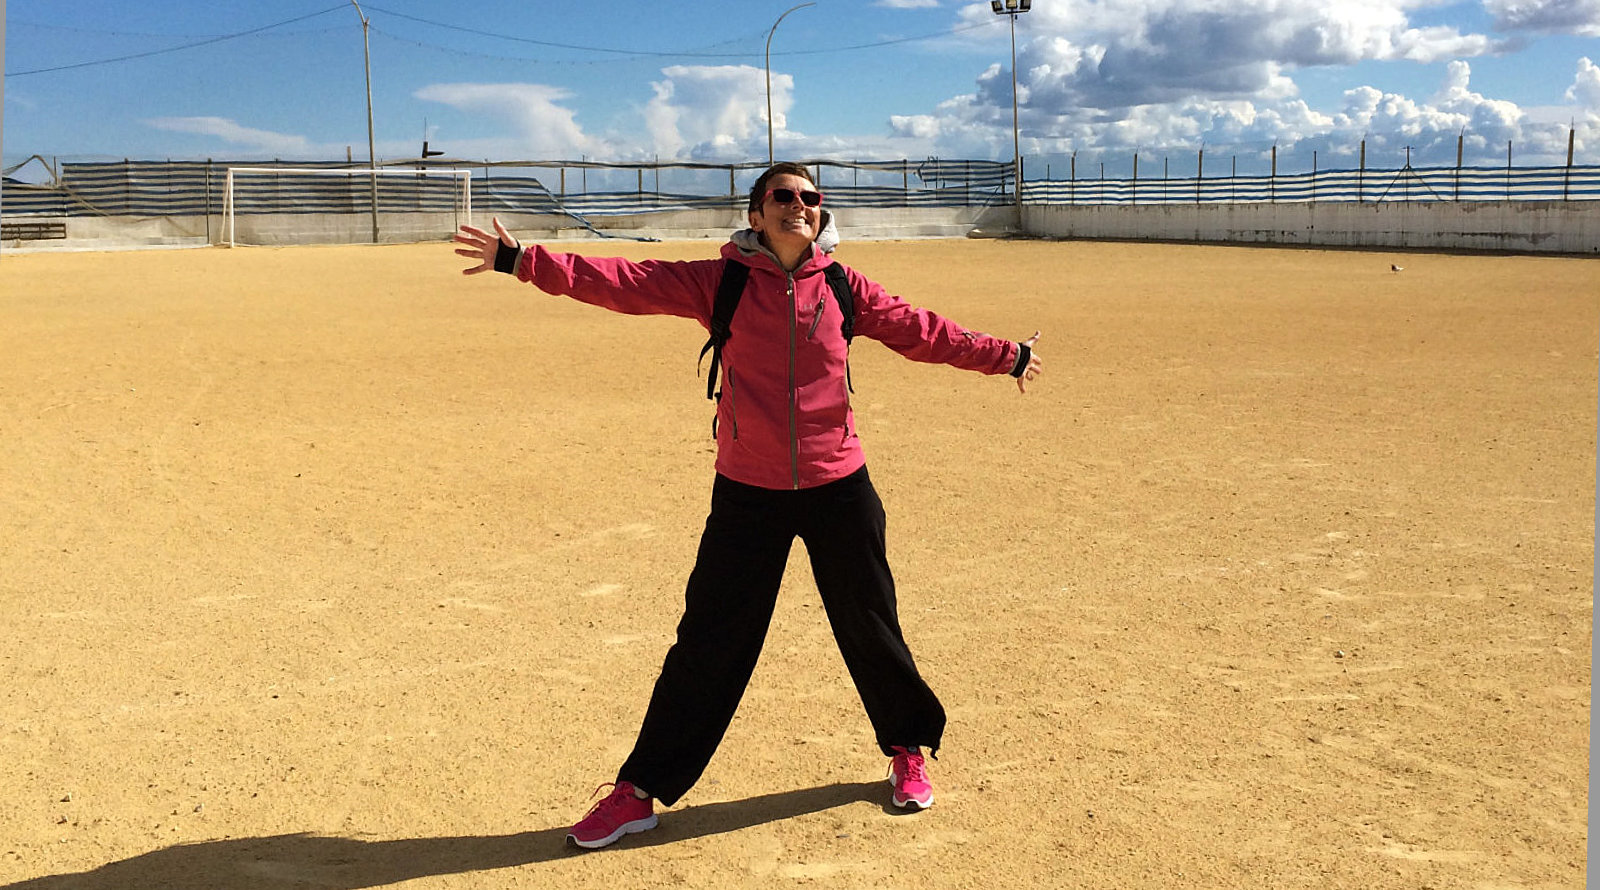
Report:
6,782,896,890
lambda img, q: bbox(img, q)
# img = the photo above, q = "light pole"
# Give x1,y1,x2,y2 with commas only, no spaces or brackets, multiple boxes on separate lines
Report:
351,0,378,242
766,3,815,165
991,0,1031,208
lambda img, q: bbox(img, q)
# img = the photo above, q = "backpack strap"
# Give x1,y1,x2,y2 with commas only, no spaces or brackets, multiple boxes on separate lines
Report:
823,261,857,392
823,261,854,345
699,259,750,401
699,258,859,402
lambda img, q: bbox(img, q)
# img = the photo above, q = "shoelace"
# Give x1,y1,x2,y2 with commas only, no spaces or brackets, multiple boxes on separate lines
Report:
582,782,632,819
895,751,926,783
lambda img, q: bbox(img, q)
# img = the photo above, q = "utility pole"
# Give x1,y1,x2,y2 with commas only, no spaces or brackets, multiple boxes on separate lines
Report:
991,0,1033,210
351,0,378,242
766,4,815,165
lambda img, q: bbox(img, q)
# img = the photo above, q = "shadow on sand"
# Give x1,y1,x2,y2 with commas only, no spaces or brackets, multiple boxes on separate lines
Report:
6,781,895,890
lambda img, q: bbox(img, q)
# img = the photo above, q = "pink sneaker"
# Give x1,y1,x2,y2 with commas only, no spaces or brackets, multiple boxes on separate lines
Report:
567,781,658,849
888,747,934,810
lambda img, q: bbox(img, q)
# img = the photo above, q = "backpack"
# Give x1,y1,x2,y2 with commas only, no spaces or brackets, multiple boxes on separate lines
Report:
698,258,856,402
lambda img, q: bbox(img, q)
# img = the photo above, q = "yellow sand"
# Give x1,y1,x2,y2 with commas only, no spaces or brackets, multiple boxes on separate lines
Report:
1,238,1592,889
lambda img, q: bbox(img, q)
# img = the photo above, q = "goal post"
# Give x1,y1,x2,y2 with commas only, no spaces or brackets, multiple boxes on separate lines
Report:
222,166,473,246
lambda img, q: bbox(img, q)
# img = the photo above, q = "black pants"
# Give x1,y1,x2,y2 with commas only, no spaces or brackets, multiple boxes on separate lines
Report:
616,466,946,806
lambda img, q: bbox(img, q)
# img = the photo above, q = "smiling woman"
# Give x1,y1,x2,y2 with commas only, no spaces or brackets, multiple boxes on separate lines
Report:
450,159,1042,850
747,169,823,271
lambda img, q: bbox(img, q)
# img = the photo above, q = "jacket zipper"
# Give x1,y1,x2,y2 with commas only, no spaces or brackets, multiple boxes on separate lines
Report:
787,272,800,489
806,294,826,340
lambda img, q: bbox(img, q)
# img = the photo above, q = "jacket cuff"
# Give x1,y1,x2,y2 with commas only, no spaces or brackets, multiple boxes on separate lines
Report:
494,240,522,274
1009,342,1032,377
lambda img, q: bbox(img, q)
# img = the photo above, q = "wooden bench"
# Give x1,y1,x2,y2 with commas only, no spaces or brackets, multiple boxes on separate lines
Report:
1,221,68,241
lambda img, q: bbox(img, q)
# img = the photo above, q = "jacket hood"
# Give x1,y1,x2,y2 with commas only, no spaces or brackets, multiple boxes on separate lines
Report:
729,208,840,264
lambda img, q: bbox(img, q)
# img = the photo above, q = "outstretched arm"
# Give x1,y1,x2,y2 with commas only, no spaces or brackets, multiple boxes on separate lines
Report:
846,265,1045,393
451,217,719,322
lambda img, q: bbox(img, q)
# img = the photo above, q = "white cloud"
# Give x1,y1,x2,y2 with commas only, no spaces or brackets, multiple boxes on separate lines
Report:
1484,0,1600,36
871,45,1599,168
1429,60,1524,138
414,83,597,158
952,0,1495,112
888,113,946,140
644,65,794,162
837,0,1600,169
387,10,1596,171
145,117,314,156
890,93,1011,157
1567,57,1600,110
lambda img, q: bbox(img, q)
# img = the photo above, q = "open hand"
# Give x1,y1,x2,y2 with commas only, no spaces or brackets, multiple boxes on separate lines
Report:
453,217,517,275
1017,330,1043,393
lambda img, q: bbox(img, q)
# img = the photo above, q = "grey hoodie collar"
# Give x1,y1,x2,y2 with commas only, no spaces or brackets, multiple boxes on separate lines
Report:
730,209,840,265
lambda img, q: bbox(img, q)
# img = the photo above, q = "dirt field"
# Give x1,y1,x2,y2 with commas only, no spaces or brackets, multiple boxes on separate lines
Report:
1,236,1592,889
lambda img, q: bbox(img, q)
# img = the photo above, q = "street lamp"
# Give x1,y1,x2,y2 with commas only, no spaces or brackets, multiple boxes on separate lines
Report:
351,0,378,242
766,3,815,165
991,0,1031,208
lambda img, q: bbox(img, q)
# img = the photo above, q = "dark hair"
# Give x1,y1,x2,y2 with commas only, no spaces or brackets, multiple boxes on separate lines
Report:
747,162,816,212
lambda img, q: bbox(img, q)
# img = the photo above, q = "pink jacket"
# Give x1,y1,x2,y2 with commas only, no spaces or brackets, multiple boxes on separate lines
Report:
515,235,1020,490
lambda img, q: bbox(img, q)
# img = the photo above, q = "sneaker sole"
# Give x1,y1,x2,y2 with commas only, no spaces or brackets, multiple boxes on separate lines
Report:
567,813,659,850
891,792,934,810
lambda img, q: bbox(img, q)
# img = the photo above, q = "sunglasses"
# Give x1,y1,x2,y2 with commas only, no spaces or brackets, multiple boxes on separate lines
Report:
763,187,824,207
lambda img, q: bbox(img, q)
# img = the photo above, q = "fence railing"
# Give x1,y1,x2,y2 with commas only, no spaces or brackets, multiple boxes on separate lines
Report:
0,158,1016,220
5,157,1598,224
1022,164,1600,205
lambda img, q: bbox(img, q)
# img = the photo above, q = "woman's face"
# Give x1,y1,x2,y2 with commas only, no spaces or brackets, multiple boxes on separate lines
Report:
748,172,821,256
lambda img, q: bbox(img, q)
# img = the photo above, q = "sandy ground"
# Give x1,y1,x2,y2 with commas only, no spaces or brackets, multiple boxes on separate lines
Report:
0,236,1592,889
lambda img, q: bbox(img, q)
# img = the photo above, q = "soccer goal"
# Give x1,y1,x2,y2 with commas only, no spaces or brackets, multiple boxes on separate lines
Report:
223,166,473,246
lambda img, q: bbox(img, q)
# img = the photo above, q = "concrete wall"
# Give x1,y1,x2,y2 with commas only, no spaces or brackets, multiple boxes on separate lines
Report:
5,215,211,251
1022,200,1599,254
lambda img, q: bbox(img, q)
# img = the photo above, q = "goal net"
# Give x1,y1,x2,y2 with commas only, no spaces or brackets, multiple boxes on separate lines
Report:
223,166,473,246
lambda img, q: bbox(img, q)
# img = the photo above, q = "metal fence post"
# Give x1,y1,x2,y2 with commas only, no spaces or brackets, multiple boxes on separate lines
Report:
1455,132,1463,202
200,159,210,242
1358,140,1365,204
1565,127,1575,201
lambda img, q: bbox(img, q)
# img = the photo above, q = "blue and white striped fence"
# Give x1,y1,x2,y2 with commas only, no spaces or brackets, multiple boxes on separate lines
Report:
1022,164,1600,205
0,158,1016,219
5,158,1596,224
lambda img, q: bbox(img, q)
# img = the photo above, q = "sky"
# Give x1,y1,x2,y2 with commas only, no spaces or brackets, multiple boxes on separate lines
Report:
4,0,1600,180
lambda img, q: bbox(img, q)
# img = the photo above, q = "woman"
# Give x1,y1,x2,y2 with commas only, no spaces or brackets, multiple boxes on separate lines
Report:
454,162,1042,850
